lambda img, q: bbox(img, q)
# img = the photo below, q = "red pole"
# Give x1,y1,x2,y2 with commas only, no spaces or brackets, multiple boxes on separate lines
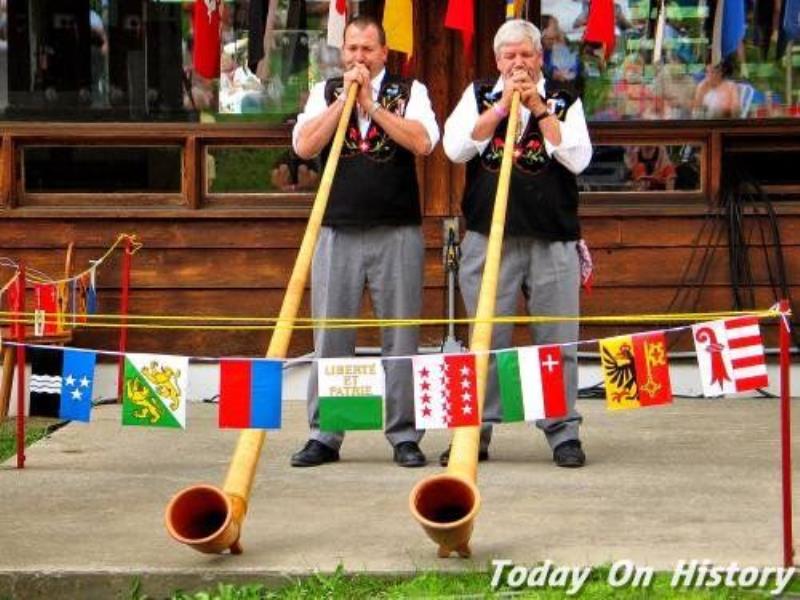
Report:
117,236,132,401
780,298,794,567
15,265,26,469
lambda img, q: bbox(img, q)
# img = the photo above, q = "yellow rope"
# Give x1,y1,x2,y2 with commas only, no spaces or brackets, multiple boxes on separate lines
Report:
0,308,784,331
24,233,141,285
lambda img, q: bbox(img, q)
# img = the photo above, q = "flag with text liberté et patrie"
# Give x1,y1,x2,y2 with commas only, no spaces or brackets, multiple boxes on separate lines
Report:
122,353,188,429
318,358,384,431
29,347,96,422
412,353,479,429
692,317,768,397
600,331,672,410
497,345,567,422
219,358,282,429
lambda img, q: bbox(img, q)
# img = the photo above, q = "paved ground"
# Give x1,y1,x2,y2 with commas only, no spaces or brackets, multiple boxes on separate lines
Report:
1,397,798,598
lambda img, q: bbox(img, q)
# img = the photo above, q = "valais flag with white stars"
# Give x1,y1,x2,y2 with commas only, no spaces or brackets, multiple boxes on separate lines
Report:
412,353,480,429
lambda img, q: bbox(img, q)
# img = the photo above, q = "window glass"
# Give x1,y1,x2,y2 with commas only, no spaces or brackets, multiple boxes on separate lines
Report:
578,143,702,192
0,0,363,123
23,146,182,192
206,145,320,193
542,0,800,121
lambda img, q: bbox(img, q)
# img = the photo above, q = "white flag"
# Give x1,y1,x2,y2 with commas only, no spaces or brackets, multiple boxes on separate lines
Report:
327,0,347,48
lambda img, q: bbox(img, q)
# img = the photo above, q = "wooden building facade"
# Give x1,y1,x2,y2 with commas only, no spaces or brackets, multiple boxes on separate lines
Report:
0,1,798,357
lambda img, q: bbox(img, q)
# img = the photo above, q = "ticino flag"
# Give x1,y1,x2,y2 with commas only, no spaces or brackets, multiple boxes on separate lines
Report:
413,353,479,429
497,345,567,422
692,317,769,397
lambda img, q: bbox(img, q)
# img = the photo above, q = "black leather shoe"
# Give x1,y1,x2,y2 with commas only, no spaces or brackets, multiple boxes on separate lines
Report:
393,441,427,467
438,446,489,467
553,440,586,468
290,440,340,467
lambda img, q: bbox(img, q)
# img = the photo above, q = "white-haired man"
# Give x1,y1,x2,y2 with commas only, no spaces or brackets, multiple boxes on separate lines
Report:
442,19,592,468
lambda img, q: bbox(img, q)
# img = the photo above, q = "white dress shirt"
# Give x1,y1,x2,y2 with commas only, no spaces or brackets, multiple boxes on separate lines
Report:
443,76,592,175
292,68,440,156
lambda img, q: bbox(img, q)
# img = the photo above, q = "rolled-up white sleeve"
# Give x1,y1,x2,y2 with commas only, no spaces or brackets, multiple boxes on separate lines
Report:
406,80,440,155
443,84,492,164
543,97,593,175
291,81,328,155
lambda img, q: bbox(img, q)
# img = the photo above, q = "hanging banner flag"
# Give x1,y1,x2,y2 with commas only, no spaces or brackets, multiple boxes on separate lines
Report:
497,345,567,422
444,0,475,57
383,0,414,55
583,0,616,59
600,331,672,410
711,0,745,66
327,0,347,48
122,353,188,429
318,358,384,431
29,348,96,421
412,353,479,429
219,359,282,429
193,0,222,79
692,317,768,397
56,281,69,333
34,283,58,336
86,270,98,316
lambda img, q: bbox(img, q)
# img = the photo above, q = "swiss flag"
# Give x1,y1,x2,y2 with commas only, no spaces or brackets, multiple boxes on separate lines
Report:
413,353,480,429
193,0,221,79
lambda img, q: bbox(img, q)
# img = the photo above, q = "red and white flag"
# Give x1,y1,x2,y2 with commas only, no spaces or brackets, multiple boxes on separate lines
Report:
34,283,58,336
412,353,480,429
692,317,769,397
327,0,347,48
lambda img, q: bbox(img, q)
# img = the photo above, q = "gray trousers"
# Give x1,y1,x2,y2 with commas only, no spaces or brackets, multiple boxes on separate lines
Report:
459,232,582,451
307,225,424,450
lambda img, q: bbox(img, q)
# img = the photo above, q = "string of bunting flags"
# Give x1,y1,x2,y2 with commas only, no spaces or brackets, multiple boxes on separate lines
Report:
0,234,140,337
8,308,786,433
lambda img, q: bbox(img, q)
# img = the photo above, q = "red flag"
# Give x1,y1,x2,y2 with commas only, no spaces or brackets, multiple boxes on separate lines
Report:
34,283,58,335
444,0,474,58
583,0,615,59
193,0,221,79
631,331,672,406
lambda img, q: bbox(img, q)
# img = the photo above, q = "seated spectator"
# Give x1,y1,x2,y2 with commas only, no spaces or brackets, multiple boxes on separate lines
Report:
692,59,740,118
625,146,677,191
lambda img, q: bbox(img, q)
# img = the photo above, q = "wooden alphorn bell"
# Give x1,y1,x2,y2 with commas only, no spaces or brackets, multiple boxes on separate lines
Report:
409,92,522,558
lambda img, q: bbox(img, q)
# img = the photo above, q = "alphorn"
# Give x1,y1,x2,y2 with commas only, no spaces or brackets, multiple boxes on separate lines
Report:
409,92,522,558
165,84,359,554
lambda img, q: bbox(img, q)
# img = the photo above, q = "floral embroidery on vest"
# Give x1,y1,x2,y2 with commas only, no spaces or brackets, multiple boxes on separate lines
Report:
475,82,573,175
329,79,410,162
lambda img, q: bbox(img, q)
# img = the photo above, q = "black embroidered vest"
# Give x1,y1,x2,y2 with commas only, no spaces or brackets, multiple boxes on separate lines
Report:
461,80,581,240
320,74,421,227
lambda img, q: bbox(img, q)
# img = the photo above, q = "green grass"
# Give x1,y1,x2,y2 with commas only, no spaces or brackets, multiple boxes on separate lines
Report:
0,418,53,463
128,566,800,599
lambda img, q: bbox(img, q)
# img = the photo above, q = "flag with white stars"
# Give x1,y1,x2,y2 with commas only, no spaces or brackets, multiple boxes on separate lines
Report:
59,350,97,422
412,353,479,429
29,348,96,422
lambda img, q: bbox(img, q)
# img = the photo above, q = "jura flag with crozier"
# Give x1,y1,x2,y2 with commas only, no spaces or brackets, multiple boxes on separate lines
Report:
692,317,768,397
600,331,673,410
122,353,188,428
327,0,347,48
412,353,479,429
497,345,567,422
318,358,384,431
